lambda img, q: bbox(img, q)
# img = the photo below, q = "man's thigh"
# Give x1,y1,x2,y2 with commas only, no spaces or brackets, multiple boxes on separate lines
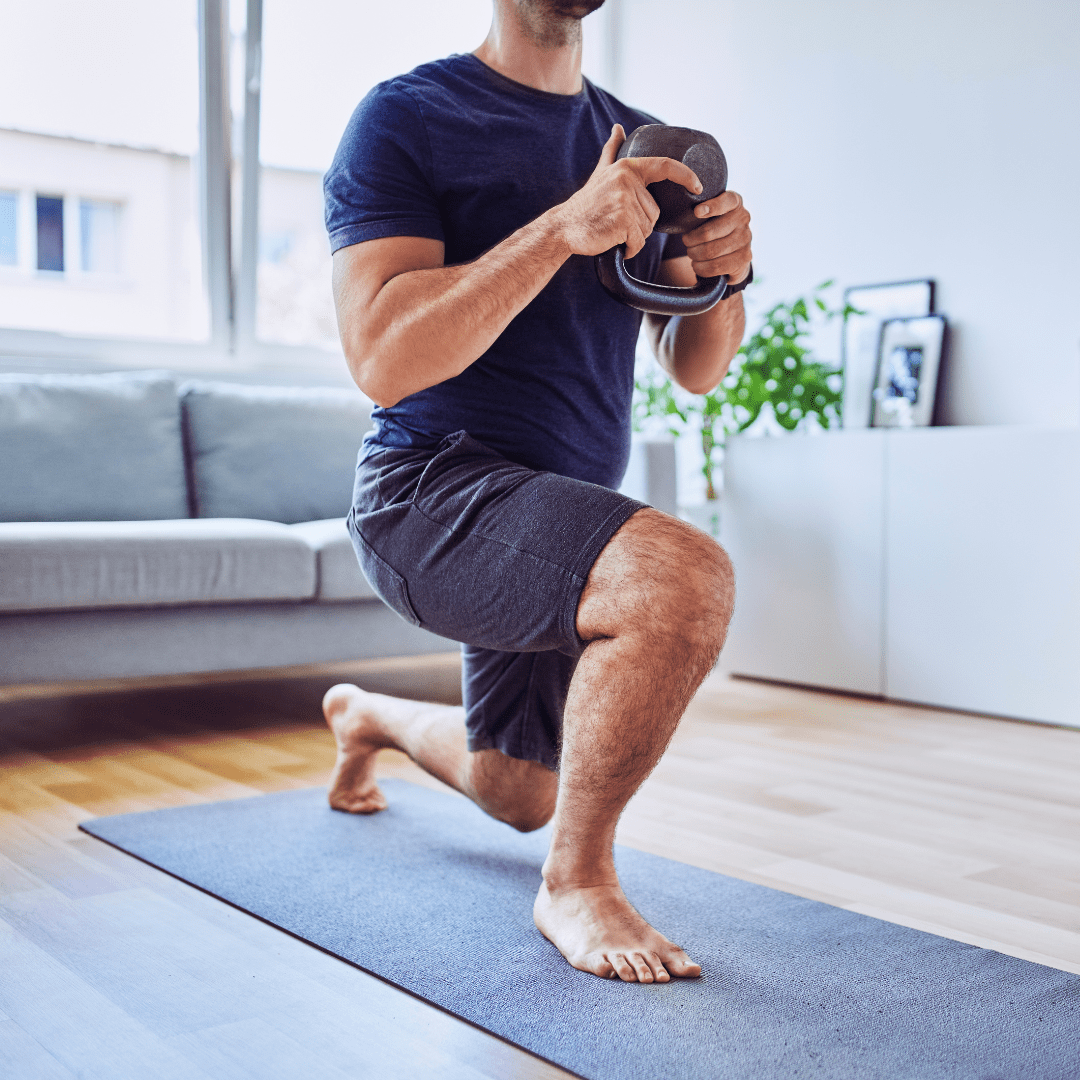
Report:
348,431,645,769
349,430,645,657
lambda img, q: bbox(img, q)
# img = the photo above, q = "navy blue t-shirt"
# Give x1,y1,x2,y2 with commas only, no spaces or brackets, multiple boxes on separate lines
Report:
324,53,684,489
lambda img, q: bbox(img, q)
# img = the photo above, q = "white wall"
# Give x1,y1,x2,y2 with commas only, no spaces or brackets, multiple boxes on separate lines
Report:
610,0,1080,427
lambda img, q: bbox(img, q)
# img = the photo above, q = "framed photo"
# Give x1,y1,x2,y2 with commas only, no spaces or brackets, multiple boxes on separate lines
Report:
842,279,935,429
871,315,947,428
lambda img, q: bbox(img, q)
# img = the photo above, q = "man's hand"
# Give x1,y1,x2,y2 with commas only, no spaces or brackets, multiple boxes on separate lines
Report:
681,190,753,285
643,189,751,396
551,124,703,259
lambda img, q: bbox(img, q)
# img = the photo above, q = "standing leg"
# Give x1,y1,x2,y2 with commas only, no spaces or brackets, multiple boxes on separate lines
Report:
534,508,734,983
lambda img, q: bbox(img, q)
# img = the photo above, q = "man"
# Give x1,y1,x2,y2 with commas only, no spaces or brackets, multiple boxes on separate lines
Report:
322,0,752,984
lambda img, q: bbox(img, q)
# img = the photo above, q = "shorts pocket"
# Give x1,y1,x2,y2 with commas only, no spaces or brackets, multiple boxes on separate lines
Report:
351,526,421,628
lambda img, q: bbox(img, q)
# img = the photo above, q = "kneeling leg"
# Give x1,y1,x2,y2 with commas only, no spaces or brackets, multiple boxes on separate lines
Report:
324,684,556,832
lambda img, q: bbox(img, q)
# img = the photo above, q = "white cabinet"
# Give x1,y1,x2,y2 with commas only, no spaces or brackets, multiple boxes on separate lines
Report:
885,427,1080,725
720,427,1080,727
721,430,886,696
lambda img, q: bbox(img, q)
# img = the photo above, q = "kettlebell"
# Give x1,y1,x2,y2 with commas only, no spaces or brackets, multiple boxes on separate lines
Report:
595,124,729,316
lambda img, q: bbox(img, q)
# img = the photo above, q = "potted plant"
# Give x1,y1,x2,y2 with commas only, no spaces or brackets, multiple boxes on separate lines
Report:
632,281,854,534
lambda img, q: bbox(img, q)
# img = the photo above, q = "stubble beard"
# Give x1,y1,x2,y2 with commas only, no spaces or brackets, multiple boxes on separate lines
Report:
514,0,606,49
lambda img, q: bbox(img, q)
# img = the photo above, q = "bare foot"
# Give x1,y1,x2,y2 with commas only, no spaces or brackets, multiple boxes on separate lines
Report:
323,683,390,814
533,878,701,983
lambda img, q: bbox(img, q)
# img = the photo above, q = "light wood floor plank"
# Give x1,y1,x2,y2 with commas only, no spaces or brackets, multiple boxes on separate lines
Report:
0,1018,77,1080
0,928,217,1079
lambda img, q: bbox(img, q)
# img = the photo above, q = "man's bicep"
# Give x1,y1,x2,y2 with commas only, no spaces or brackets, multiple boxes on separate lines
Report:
332,236,446,316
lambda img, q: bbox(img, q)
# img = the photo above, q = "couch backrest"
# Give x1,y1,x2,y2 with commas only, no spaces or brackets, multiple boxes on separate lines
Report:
0,371,189,523
181,381,374,524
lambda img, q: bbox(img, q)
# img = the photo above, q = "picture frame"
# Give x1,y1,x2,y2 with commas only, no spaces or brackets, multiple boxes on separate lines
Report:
842,279,935,429
871,315,947,428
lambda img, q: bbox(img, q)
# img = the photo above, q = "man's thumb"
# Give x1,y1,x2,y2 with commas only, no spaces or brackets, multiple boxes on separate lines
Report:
597,124,625,169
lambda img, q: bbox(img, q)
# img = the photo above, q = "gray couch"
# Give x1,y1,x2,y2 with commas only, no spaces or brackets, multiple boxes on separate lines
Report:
0,370,452,686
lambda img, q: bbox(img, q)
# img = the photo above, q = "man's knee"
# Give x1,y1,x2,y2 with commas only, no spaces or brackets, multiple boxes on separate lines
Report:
500,799,556,834
490,788,556,834
467,749,557,833
578,508,735,651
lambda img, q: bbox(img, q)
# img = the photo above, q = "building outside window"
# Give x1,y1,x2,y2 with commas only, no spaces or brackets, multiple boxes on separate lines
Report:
36,195,64,272
80,199,122,275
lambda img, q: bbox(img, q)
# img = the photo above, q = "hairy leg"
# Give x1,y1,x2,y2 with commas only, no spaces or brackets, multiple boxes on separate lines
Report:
533,508,734,983
323,685,556,832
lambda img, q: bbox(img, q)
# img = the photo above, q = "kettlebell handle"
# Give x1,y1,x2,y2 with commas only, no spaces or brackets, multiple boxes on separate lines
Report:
593,124,731,316
595,247,728,316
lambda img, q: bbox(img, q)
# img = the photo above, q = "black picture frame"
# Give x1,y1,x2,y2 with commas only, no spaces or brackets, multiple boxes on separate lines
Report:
870,314,948,428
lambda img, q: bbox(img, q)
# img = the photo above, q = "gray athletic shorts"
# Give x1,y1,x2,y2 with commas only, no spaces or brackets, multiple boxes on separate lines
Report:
348,430,645,770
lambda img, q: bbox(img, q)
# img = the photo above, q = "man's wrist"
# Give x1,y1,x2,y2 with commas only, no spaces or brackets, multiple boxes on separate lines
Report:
723,262,753,298
536,205,575,263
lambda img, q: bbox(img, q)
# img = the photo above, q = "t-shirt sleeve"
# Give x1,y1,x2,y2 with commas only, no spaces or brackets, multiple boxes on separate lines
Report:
323,82,444,254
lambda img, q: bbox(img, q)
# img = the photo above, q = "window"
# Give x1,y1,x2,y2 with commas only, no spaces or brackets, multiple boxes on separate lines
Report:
36,196,64,272
0,0,207,341
0,192,16,266
80,200,122,274
251,0,493,349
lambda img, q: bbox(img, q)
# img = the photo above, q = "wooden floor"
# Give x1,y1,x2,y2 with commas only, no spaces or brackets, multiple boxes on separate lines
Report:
1,654,1078,1078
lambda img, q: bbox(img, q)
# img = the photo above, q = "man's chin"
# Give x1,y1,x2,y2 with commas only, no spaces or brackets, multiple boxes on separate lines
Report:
550,0,607,18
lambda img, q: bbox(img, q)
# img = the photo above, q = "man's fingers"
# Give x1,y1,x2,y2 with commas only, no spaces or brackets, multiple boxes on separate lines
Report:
693,190,743,219
684,206,752,251
624,222,649,260
685,211,747,247
685,223,753,263
627,155,703,194
689,243,753,281
633,183,661,229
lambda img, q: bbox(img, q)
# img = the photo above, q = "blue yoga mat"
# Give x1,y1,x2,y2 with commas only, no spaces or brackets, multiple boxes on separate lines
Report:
80,779,1078,1080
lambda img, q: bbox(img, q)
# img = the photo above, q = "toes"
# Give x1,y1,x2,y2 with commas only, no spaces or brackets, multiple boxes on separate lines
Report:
665,948,702,978
647,952,670,982
580,954,618,980
608,953,637,982
628,952,654,983
328,788,387,814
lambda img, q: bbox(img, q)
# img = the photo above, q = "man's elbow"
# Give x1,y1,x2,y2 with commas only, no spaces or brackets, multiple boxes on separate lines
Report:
680,377,723,396
673,364,728,396
343,342,401,409
363,383,402,410
354,369,402,410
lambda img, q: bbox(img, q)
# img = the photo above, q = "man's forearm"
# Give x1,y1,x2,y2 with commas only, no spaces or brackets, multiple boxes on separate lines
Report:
338,211,571,407
653,291,746,395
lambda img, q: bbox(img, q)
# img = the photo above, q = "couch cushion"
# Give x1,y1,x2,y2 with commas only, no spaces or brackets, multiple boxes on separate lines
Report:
0,519,316,612
0,370,189,523
289,518,376,601
181,382,373,524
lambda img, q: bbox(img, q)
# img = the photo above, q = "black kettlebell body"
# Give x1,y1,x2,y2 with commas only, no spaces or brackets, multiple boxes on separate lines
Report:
595,124,729,316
